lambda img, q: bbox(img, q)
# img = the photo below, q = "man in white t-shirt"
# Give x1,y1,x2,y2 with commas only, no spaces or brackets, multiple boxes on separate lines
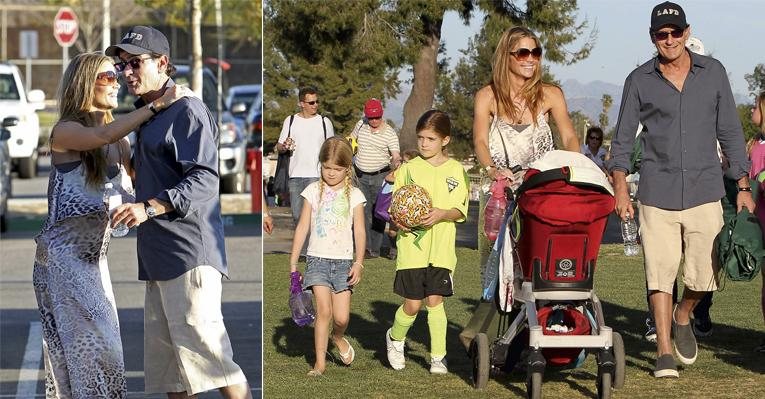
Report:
277,86,335,222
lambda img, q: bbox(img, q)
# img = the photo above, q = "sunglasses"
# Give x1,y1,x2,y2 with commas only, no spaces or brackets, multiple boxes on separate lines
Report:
367,116,382,120
588,136,602,141
509,47,543,60
652,28,684,41
114,56,152,73
303,100,319,105
95,70,118,85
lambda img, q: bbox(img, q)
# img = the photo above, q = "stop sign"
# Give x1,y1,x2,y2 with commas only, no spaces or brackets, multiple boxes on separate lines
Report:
53,7,78,47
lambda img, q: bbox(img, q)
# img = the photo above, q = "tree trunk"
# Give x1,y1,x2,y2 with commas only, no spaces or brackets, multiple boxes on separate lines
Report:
191,0,203,97
399,23,442,152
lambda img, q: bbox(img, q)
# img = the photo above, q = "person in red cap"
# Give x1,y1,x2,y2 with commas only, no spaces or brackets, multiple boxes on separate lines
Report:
348,98,401,259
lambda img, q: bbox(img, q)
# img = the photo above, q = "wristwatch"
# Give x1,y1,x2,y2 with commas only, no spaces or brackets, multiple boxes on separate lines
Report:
143,201,157,218
148,101,160,115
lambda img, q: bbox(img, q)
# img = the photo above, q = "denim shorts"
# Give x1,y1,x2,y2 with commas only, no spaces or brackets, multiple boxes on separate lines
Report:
302,256,353,293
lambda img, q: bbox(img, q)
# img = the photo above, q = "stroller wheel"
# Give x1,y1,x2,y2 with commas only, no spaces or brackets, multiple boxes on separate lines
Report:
612,332,626,389
597,371,613,399
470,333,490,390
526,370,542,399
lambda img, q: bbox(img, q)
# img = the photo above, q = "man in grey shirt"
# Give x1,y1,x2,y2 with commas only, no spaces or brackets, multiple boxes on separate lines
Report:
608,2,754,379
108,26,252,398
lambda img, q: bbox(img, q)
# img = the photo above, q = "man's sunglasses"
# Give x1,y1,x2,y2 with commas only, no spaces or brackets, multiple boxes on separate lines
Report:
652,29,684,41
114,56,152,73
509,47,543,60
303,100,319,105
588,136,602,141
95,71,118,85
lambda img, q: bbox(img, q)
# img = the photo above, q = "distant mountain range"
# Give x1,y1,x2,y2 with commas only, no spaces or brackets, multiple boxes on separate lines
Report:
560,79,751,131
388,79,751,132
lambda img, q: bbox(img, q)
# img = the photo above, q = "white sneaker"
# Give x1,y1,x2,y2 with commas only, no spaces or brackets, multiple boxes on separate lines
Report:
430,356,448,374
385,328,406,370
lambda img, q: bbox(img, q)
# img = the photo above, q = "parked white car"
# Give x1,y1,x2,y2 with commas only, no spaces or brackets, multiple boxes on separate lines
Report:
0,63,45,178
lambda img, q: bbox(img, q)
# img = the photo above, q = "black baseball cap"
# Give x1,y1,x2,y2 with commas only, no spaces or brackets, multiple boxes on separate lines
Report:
650,1,688,32
105,26,170,57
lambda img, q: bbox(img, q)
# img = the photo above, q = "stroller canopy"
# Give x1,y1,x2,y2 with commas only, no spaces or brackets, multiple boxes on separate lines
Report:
518,150,615,226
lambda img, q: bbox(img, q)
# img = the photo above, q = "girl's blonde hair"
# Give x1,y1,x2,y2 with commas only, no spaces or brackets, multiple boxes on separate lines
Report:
491,26,546,125
317,136,357,207
756,91,765,133
55,52,115,188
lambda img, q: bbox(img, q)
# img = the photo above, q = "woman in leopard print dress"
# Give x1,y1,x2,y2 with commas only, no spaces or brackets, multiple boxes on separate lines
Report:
33,52,187,398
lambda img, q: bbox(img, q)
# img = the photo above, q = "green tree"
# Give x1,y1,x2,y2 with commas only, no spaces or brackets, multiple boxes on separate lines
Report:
599,93,613,129
263,0,402,146
745,63,765,96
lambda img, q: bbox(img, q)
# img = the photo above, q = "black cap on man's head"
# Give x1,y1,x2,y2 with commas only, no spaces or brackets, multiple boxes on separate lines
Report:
105,26,170,57
650,1,688,32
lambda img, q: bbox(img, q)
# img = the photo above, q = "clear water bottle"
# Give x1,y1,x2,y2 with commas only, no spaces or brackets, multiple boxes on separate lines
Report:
483,180,507,241
103,182,129,237
289,271,315,327
621,214,639,256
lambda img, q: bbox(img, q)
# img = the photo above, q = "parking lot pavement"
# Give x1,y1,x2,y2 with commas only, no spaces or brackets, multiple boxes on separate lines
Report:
0,224,262,398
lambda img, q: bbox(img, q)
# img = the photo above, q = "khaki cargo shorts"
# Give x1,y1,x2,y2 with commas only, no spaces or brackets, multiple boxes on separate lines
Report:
144,266,247,395
639,201,723,293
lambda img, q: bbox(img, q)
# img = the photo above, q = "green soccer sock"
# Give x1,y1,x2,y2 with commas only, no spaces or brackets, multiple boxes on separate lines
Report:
427,302,447,357
390,305,417,341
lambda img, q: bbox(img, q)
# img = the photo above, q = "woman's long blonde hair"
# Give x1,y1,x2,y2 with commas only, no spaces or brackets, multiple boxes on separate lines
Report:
756,91,765,133
317,137,357,208
55,52,115,187
491,26,545,125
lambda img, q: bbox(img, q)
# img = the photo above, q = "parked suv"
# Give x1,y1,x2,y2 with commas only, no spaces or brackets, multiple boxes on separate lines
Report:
0,62,45,178
115,65,247,193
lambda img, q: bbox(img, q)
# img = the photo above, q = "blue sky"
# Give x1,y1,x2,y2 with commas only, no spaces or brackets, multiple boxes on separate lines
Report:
440,0,764,97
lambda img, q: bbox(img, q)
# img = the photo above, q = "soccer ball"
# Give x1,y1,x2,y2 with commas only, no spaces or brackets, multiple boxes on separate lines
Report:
390,184,432,229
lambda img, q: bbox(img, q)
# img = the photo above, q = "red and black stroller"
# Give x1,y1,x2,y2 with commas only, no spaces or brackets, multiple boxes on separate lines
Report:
468,150,625,399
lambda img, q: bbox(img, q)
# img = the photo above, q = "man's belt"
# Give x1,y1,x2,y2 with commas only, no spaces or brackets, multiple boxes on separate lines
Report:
354,165,391,177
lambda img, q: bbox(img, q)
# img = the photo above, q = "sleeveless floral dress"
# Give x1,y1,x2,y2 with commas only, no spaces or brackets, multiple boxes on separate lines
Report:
33,163,133,398
488,113,555,189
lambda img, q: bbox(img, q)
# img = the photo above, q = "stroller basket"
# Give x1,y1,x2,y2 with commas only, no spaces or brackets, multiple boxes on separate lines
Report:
515,167,615,291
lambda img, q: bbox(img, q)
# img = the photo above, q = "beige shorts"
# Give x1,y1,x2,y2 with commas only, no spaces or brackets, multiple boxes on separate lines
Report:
144,266,247,395
639,201,723,294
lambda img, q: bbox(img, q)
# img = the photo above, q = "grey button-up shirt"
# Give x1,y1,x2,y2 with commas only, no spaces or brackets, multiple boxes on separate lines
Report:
134,89,227,281
607,52,749,210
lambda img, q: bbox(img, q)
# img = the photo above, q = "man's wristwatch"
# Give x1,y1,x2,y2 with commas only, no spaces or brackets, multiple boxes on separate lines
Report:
143,201,157,218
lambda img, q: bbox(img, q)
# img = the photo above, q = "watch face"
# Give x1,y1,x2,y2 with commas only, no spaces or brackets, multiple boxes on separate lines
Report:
146,207,157,217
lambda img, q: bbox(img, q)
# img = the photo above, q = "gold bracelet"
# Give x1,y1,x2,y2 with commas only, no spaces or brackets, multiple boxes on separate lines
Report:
352,261,364,268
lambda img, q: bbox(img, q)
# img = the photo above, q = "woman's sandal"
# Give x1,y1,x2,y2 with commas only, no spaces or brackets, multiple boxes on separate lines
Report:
336,337,355,366
307,369,323,377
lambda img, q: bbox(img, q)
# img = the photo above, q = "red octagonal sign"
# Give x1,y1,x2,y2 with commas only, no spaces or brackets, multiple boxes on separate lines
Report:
53,7,78,47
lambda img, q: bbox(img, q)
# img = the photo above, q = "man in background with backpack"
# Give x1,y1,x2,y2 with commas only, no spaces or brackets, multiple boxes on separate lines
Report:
277,86,334,223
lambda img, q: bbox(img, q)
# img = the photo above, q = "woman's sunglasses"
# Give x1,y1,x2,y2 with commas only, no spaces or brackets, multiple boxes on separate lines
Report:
588,136,602,141
113,56,152,73
95,71,118,85
509,47,543,60
652,29,684,41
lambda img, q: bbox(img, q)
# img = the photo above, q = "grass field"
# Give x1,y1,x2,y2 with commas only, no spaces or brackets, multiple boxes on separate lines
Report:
263,245,765,398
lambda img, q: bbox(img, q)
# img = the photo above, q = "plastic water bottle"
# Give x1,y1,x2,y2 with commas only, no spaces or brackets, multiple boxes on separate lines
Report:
483,179,507,241
621,214,639,256
289,271,315,327
103,182,129,237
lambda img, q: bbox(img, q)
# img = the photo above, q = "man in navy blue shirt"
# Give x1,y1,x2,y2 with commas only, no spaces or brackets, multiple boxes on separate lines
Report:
108,26,252,398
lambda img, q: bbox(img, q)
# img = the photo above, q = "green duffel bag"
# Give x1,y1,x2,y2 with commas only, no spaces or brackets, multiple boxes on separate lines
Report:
716,207,765,282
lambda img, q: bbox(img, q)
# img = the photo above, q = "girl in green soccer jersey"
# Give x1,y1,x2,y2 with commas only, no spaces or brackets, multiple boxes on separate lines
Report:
384,110,469,374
